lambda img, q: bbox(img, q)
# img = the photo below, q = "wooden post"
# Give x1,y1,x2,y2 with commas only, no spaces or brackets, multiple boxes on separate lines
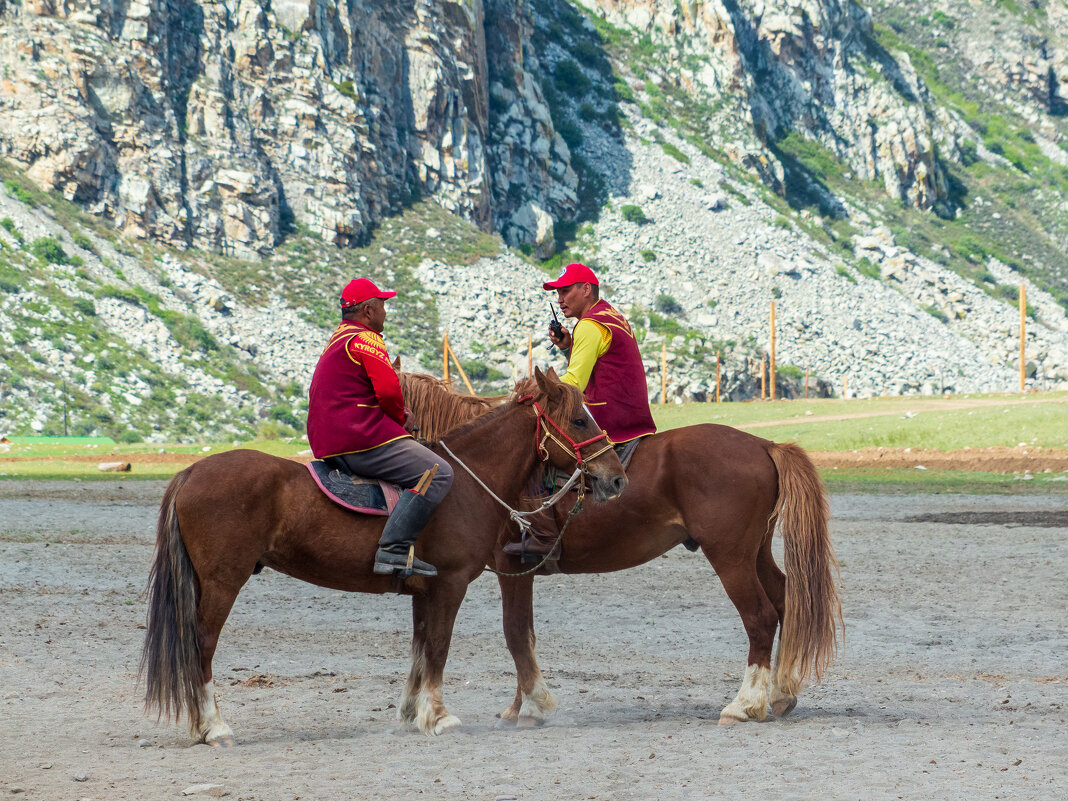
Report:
660,343,667,404
804,366,809,399
1019,282,1026,392
445,338,475,395
443,332,450,382
769,300,776,401
715,351,721,403
527,333,533,378
760,356,766,400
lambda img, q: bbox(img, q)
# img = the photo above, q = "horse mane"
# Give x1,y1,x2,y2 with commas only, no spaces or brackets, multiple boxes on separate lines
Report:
399,371,584,443
398,372,505,441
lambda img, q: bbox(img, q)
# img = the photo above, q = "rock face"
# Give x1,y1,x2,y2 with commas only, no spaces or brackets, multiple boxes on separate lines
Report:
0,0,577,255
580,0,951,212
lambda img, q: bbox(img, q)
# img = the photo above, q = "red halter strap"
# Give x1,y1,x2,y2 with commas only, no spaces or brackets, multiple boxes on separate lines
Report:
527,399,612,469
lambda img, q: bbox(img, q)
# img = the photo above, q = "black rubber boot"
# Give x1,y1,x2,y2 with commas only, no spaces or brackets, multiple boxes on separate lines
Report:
373,490,439,577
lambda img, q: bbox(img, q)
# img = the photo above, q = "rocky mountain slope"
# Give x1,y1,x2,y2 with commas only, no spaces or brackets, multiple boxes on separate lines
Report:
1,0,1066,441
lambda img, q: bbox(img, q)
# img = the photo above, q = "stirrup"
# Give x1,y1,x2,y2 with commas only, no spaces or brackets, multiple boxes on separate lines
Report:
373,545,437,577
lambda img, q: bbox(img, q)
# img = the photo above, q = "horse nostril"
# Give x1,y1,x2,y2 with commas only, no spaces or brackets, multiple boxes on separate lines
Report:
611,475,627,495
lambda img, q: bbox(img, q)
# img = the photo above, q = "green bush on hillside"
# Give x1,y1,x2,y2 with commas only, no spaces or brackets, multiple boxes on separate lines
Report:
29,237,69,264
620,204,647,224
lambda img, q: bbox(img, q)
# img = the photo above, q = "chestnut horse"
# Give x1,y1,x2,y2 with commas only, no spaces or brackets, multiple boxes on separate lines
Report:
140,370,626,744
400,371,842,726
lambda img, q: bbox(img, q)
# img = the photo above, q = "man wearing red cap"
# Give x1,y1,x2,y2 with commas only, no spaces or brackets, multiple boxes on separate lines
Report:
307,278,453,577
503,263,655,559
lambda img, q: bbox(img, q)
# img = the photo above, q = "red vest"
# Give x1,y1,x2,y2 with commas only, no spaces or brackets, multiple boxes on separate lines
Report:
306,322,409,457
582,300,657,443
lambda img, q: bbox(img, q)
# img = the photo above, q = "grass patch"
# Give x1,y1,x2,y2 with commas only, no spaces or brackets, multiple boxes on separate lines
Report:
651,393,1068,451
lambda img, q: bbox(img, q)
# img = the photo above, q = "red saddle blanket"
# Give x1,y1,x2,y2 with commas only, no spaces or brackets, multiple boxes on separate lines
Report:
306,460,402,516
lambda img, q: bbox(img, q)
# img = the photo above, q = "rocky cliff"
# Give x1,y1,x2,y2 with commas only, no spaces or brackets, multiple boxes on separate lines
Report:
1,0,1067,441
0,0,576,255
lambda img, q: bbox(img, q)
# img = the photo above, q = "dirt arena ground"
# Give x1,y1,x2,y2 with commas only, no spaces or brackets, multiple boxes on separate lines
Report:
1,480,1065,800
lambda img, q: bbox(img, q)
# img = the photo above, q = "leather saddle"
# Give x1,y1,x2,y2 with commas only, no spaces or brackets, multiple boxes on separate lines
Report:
306,457,402,516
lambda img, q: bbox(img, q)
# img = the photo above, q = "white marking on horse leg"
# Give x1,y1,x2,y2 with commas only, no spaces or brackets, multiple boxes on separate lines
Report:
195,682,234,746
412,683,461,736
718,664,771,725
516,675,557,727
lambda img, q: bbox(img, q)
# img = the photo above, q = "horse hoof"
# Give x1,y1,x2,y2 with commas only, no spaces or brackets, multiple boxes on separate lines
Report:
208,735,235,748
431,714,461,736
718,714,746,727
495,716,517,730
771,697,797,718
516,715,545,728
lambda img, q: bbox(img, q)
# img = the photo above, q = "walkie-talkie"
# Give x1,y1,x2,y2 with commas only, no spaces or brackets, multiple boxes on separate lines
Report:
549,304,564,339
547,304,565,354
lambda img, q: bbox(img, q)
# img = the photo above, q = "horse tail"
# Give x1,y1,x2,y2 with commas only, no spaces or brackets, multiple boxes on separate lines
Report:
767,442,842,697
140,467,203,732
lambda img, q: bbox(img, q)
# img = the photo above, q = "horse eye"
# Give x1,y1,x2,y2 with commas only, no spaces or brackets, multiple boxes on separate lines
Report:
572,418,588,428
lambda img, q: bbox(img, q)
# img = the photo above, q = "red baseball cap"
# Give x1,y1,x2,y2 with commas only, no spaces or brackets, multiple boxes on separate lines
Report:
340,278,396,308
542,262,599,291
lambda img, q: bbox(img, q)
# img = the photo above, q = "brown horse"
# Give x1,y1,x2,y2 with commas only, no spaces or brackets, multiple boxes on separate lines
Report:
140,369,627,744
400,371,842,726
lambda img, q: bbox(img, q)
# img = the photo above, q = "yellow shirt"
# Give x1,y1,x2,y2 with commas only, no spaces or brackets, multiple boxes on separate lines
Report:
562,319,611,392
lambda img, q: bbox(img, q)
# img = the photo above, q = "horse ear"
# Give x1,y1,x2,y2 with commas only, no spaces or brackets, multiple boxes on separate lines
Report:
392,355,402,371
544,366,560,382
533,365,549,394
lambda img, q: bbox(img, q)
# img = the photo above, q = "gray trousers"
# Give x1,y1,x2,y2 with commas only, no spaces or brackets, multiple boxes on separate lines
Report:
339,437,454,504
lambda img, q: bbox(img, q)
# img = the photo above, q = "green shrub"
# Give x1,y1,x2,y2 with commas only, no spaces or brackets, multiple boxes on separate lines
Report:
333,80,357,99
29,237,69,264
640,249,656,262
655,293,682,315
856,257,881,280
556,119,583,149
117,429,143,444
0,217,16,235
578,103,598,122
71,231,96,253
269,404,301,428
660,142,690,164
620,204,647,224
924,304,949,323
3,178,36,206
835,264,857,284
771,286,782,299
554,60,590,98
689,178,704,188
773,215,792,230
72,297,96,316
0,277,20,294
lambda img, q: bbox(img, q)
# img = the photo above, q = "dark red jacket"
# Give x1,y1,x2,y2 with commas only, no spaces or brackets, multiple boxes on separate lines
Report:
582,300,657,443
306,322,409,457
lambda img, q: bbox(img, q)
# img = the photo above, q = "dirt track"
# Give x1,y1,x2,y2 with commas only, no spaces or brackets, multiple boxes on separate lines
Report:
1,481,1065,800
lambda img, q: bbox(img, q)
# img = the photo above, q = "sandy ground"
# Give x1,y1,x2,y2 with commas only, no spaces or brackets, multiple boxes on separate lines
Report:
1,480,1066,801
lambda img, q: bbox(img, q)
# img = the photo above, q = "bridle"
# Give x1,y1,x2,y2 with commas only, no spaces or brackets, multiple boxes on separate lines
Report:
520,394,614,469
437,392,615,578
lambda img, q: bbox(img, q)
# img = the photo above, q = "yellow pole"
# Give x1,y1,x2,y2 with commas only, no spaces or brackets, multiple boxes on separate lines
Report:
443,332,450,383
660,343,667,404
760,356,766,400
1019,282,1026,392
527,333,533,378
769,300,776,401
446,340,475,395
715,351,721,403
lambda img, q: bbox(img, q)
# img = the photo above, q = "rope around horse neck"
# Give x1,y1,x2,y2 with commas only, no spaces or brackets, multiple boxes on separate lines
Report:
438,441,581,534
437,441,585,578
